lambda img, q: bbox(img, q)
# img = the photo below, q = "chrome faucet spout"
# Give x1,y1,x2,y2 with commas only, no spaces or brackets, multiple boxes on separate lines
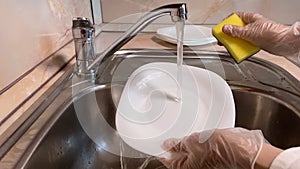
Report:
154,3,188,22
87,3,188,71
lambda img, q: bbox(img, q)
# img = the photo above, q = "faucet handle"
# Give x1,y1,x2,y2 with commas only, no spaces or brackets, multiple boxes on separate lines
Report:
72,17,93,28
72,17,94,39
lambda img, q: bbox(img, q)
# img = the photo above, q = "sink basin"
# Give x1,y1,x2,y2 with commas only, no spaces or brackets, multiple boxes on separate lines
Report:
3,49,299,169
233,88,300,149
23,84,300,169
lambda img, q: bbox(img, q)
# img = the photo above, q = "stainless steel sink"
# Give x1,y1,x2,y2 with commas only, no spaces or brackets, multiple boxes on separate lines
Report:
2,49,300,169
23,85,300,169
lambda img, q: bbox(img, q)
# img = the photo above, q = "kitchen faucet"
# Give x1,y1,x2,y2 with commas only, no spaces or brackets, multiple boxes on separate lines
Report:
72,17,96,78
72,3,188,79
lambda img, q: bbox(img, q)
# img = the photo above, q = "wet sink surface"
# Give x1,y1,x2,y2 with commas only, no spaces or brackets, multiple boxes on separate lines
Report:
24,85,300,169
11,49,300,169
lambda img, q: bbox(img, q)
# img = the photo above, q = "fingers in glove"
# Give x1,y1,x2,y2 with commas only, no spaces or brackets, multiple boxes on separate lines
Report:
162,138,182,152
235,11,264,24
160,138,188,169
222,24,245,38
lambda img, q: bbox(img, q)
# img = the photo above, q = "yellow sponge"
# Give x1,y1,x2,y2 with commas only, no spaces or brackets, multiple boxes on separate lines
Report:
212,14,260,63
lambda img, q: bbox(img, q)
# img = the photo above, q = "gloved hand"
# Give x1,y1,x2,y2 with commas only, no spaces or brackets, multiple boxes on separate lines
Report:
222,12,300,57
160,128,265,169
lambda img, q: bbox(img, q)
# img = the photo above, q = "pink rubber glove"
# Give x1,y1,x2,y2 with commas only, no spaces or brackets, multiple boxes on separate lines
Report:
160,128,265,169
222,12,300,58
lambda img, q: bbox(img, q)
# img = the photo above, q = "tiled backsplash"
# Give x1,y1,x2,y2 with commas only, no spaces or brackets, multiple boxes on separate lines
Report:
102,0,300,24
2,0,299,96
0,0,92,92
0,0,92,147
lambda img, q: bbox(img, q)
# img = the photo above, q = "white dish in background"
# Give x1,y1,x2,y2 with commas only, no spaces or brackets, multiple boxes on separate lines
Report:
115,62,235,156
156,25,217,46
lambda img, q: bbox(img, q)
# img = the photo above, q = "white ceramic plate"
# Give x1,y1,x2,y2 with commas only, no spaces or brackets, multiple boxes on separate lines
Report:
116,62,235,156
156,25,217,46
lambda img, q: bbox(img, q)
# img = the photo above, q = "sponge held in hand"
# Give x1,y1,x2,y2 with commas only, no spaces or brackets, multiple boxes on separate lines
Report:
212,14,260,63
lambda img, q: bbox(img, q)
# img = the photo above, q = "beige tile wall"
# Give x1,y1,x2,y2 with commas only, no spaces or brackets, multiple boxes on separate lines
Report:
0,0,92,145
0,0,92,91
101,0,300,24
